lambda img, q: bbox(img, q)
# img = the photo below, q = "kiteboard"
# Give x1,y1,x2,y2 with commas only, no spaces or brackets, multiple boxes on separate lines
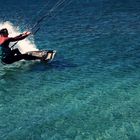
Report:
26,50,56,62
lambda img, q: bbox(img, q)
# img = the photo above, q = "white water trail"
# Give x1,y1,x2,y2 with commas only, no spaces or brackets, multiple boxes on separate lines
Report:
0,21,38,54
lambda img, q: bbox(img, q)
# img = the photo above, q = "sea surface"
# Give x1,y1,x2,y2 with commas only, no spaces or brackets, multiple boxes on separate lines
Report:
0,0,140,139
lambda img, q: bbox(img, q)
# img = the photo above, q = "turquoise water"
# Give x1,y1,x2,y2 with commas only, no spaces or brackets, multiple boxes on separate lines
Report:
0,0,140,139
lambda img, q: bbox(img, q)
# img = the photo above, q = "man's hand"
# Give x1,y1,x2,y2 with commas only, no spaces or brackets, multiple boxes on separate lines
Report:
23,31,31,36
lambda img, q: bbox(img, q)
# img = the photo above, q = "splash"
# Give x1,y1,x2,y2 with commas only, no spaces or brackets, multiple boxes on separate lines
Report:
0,21,38,54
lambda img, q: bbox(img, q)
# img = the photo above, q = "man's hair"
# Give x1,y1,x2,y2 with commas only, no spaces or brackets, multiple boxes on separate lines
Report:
0,28,8,35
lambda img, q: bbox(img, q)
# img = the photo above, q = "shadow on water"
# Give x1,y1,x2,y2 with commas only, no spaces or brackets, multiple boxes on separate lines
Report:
0,57,78,78
28,58,78,72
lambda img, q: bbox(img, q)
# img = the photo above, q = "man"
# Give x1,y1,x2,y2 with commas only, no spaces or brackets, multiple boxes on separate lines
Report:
0,28,38,64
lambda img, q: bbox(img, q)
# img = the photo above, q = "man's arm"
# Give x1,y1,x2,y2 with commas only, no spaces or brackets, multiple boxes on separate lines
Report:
9,32,31,42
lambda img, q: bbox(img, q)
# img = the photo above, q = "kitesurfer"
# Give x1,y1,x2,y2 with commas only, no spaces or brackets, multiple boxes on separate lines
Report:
0,28,38,64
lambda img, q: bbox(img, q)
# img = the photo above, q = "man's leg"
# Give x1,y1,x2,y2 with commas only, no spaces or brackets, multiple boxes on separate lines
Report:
11,49,21,56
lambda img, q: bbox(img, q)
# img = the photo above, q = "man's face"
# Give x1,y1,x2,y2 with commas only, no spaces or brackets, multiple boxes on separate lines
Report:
3,33,8,37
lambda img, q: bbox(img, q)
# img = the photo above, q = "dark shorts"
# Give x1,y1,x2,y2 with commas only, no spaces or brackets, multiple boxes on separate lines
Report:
1,49,38,64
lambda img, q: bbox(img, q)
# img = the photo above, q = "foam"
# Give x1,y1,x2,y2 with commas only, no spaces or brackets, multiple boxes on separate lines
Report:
0,21,38,54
